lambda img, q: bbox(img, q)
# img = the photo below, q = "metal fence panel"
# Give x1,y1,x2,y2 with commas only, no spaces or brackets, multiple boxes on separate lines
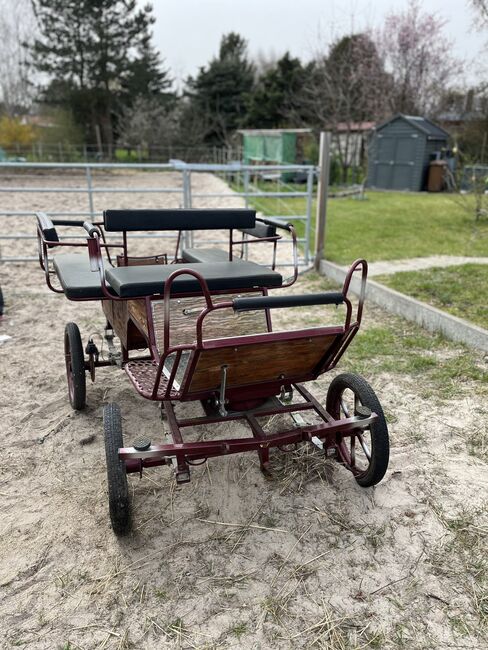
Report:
0,161,315,264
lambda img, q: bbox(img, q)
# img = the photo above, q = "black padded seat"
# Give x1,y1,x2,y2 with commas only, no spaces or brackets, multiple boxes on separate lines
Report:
106,261,283,298
104,209,256,232
181,247,232,263
53,254,110,300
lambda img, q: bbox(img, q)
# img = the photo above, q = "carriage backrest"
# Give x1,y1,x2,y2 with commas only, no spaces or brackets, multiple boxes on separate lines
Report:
184,328,344,395
103,209,256,232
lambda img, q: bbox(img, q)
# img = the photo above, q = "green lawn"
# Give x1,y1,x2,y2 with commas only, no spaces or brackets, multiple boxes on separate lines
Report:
376,264,488,330
245,189,488,264
300,272,488,403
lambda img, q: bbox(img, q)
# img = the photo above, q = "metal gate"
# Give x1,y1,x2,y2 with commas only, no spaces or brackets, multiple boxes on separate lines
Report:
0,160,315,265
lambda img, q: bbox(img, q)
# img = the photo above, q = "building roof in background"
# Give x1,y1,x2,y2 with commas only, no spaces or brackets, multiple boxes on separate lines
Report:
334,121,376,133
237,128,312,136
20,115,57,128
375,114,449,139
437,111,481,123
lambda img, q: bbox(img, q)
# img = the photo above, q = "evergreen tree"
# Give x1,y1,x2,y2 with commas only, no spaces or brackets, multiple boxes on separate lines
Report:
122,33,174,105
30,0,172,147
246,52,306,128
185,32,254,146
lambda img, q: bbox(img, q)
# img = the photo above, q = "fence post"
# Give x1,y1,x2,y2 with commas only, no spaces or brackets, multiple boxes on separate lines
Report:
305,166,314,265
314,131,331,271
182,168,193,248
243,169,250,209
86,166,95,219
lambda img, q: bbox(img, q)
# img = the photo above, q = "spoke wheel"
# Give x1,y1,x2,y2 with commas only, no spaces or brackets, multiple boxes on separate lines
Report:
103,403,131,535
326,373,389,487
64,322,86,410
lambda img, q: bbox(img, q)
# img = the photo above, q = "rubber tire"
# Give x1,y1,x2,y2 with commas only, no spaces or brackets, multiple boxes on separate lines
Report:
64,322,86,410
326,373,389,487
0,285,4,316
103,403,131,535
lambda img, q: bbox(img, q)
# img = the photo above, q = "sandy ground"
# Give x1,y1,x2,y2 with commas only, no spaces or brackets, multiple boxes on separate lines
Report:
0,171,487,649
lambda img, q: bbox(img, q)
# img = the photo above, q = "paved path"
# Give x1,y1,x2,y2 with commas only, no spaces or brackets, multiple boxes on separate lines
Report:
354,255,488,277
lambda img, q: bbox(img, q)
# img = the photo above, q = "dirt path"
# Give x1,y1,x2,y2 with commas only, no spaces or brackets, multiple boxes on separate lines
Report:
0,172,487,649
354,255,488,277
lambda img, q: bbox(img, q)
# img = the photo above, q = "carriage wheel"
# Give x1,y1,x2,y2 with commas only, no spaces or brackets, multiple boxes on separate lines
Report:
103,403,131,535
64,322,86,410
326,373,389,487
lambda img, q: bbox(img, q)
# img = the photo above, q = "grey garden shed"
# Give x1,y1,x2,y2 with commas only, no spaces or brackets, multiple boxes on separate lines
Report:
367,114,449,191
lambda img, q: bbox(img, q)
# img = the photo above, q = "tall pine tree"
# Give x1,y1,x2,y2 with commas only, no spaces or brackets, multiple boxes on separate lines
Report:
245,53,307,128
185,33,254,146
30,0,172,147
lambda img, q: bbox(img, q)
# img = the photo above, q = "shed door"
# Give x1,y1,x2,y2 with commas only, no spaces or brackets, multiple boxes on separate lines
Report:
391,136,416,190
373,133,417,190
374,135,396,187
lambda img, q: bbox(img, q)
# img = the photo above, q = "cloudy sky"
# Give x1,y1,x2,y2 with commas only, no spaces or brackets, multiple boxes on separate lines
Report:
150,0,486,87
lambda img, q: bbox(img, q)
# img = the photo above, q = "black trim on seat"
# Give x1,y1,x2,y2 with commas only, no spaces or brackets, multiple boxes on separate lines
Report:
240,223,277,238
233,293,344,312
103,209,256,232
37,212,59,243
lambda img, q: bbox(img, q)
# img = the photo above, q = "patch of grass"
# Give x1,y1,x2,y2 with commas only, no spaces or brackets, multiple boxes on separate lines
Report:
230,622,248,639
164,618,186,640
237,186,488,264
341,322,488,398
261,594,290,624
376,264,488,329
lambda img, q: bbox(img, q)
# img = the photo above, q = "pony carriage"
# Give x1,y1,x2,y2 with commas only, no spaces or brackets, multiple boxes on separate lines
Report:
36,208,389,534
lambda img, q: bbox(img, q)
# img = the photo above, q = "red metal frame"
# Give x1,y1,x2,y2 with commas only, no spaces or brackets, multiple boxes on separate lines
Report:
35,210,373,486
117,260,369,482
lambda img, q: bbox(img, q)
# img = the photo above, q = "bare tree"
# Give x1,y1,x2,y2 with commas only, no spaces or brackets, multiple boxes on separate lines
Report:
469,0,488,28
0,0,36,114
374,0,462,116
299,33,391,182
118,96,180,157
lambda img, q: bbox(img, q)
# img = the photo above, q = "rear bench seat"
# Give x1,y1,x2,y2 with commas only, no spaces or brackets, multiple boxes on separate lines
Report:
53,254,282,300
52,209,283,299
181,222,278,264
181,248,232,263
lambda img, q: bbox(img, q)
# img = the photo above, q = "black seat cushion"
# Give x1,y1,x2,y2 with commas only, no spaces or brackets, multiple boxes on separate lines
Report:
104,209,256,232
106,261,283,298
53,254,111,299
182,247,231,263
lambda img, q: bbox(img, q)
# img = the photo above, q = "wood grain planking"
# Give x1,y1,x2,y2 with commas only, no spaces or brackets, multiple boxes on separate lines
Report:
188,334,337,392
128,299,148,335
102,300,113,327
152,294,268,350
110,301,129,346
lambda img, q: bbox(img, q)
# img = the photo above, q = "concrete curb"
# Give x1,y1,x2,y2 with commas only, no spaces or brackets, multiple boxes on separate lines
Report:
320,259,488,353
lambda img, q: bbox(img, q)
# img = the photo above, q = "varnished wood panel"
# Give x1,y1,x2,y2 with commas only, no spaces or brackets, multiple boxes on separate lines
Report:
102,300,113,327
188,334,337,392
128,299,148,335
111,301,129,346
152,294,268,350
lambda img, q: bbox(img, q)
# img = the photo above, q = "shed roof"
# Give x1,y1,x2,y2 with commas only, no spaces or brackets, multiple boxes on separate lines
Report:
237,129,312,136
375,114,449,140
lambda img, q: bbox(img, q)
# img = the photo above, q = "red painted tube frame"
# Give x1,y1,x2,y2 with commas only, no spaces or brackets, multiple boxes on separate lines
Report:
120,412,378,467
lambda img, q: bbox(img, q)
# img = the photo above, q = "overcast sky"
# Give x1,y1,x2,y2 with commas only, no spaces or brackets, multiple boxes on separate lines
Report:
150,0,486,88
